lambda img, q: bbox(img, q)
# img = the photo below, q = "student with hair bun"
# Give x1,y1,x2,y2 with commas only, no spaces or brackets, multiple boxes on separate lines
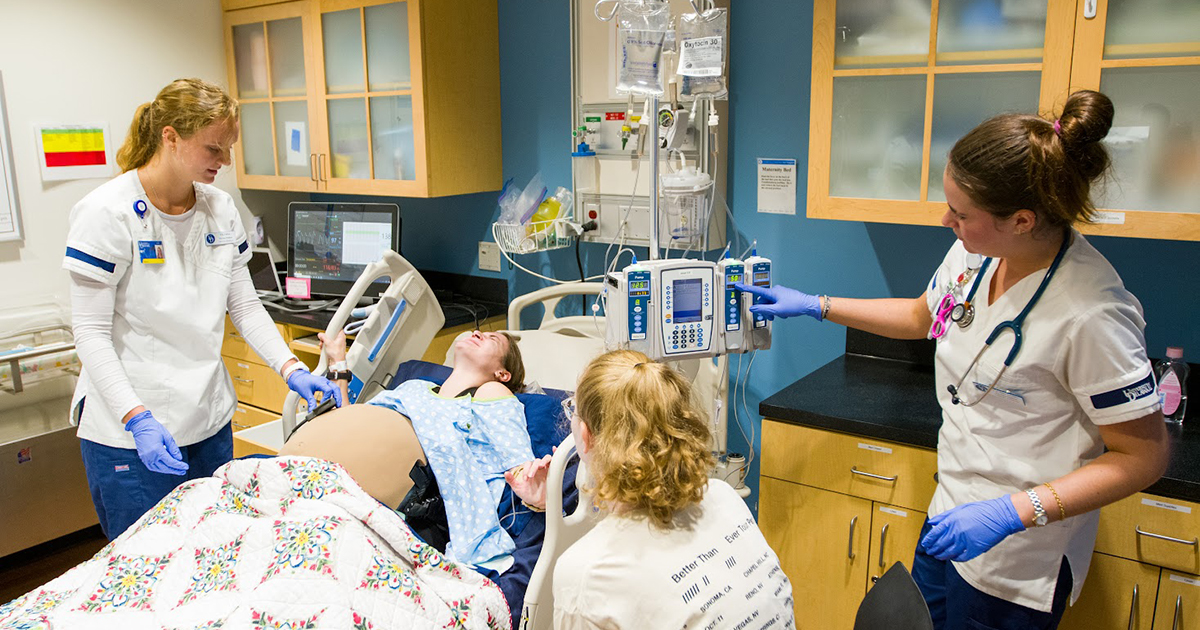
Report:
63,78,340,540
738,90,1170,628
510,350,794,629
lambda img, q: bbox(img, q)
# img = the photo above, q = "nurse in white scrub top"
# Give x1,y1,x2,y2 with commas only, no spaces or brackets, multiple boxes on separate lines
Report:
62,78,342,541
738,90,1170,629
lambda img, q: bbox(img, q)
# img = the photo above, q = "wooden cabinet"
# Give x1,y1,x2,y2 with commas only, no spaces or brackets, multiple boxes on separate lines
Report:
1060,552,1159,630
807,0,1200,241
1152,571,1200,630
759,420,934,629
222,0,500,197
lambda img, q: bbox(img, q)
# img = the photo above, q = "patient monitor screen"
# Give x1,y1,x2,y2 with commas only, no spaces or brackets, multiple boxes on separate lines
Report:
672,278,703,323
288,203,400,297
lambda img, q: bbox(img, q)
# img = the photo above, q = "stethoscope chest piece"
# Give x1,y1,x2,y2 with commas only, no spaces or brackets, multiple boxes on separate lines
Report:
952,302,975,329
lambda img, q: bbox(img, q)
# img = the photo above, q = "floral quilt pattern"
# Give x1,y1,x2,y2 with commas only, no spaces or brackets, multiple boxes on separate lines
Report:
0,457,508,629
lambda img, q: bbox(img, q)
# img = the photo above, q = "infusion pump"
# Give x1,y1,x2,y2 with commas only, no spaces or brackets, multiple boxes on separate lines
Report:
606,257,771,361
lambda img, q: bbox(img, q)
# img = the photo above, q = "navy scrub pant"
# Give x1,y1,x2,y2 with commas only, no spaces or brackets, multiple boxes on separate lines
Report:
911,520,1073,630
79,418,233,541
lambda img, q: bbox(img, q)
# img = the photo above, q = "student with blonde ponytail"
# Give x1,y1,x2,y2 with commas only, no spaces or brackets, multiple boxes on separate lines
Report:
507,350,794,628
63,78,341,540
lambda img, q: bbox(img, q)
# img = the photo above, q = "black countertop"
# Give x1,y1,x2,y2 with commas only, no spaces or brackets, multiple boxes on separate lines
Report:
760,345,1200,504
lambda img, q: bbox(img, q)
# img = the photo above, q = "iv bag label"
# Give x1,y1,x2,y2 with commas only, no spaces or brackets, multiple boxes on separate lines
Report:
678,36,723,77
1161,371,1182,415
857,443,892,455
1142,497,1192,514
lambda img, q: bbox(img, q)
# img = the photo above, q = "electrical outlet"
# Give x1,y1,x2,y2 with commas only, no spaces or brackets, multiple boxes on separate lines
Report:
478,241,501,272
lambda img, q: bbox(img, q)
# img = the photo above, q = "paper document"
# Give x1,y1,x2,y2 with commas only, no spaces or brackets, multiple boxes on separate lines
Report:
757,158,797,215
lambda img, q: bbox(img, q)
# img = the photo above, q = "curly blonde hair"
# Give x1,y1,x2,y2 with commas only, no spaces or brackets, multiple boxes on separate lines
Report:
575,350,714,528
117,78,239,172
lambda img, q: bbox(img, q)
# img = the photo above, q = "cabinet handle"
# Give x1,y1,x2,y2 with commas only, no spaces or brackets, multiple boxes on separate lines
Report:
848,516,858,561
232,422,249,430
232,376,253,384
1135,526,1199,546
1172,594,1182,630
1083,0,1097,19
1127,584,1138,630
851,466,898,483
309,153,318,182
878,523,890,568
319,154,327,182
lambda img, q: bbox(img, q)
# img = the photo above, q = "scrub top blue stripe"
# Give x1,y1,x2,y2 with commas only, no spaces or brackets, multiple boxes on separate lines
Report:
65,247,116,273
237,240,248,254
1090,373,1156,410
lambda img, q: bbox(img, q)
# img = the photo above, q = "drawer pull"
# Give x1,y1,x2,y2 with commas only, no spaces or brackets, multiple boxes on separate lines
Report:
1127,584,1138,630
851,466,898,483
1173,594,1181,630
232,377,254,384
1135,526,1198,546
232,422,249,430
848,516,858,561
878,523,890,568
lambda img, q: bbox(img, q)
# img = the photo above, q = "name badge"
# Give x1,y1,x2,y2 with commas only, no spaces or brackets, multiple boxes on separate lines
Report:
138,240,165,264
205,231,237,246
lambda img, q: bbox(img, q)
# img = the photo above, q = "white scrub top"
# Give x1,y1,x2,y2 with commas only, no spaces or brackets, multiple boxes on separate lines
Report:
926,232,1160,612
63,170,251,449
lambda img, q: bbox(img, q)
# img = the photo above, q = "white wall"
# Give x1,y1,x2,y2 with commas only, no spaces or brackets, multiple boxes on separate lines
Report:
0,0,296,315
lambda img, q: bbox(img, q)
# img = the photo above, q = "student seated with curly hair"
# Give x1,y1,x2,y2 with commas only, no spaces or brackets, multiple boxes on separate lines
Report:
513,350,796,629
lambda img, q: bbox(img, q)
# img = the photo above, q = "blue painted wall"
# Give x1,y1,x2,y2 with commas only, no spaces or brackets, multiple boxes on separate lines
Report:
330,0,1200,508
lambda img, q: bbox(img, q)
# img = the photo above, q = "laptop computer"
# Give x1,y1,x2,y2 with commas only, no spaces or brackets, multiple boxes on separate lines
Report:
248,248,283,295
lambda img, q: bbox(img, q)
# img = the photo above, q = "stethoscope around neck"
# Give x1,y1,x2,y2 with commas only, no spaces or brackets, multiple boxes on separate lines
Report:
947,231,1071,407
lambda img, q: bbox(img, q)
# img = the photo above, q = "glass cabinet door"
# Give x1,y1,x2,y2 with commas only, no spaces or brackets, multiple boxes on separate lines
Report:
809,0,1074,224
316,0,420,191
1087,0,1200,218
225,3,319,189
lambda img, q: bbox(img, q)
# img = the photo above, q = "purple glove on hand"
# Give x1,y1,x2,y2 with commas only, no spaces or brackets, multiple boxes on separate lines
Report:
920,496,1026,562
733,282,822,321
124,410,189,475
286,368,344,411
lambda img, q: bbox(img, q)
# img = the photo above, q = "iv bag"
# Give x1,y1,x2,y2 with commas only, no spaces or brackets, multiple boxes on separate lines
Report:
677,8,728,99
616,1,671,96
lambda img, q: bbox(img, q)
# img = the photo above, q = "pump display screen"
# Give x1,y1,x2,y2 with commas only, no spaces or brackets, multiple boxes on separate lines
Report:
754,272,769,283
630,280,649,290
726,274,741,284
672,278,703,323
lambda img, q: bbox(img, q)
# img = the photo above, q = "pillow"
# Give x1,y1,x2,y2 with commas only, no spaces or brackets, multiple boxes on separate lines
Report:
388,360,570,458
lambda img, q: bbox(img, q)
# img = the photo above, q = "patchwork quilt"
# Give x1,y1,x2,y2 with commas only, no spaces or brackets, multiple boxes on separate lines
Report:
0,457,510,629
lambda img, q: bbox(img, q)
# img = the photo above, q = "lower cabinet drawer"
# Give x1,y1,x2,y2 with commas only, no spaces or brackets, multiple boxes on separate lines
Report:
224,358,289,414
222,318,290,365
1096,493,1200,574
761,420,938,511
231,403,278,431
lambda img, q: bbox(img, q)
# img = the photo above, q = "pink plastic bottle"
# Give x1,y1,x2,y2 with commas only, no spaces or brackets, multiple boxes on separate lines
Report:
1155,347,1189,423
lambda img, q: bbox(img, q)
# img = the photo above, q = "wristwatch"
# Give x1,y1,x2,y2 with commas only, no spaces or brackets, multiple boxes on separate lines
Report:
1026,488,1049,527
327,361,351,382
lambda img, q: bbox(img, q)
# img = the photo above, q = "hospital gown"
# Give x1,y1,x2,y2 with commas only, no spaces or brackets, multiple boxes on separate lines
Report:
368,379,533,567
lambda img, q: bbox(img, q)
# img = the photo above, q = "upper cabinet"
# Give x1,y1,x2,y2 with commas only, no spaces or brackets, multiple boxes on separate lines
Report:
222,0,502,198
808,0,1200,241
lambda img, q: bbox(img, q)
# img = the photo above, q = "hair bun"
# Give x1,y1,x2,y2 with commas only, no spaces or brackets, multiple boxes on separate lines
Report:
1056,90,1114,181
1058,90,1114,148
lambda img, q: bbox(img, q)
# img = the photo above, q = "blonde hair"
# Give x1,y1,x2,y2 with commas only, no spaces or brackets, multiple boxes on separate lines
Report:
117,78,239,172
575,350,714,528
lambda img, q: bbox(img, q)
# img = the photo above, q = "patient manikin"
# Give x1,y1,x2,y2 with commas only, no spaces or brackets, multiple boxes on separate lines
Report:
279,330,549,567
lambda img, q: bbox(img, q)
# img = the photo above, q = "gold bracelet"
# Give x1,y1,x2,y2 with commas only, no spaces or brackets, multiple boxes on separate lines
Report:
1043,482,1066,522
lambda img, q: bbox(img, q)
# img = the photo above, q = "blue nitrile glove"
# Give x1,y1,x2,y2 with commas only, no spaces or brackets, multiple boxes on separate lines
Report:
920,496,1025,562
286,368,344,410
124,410,189,475
733,282,823,321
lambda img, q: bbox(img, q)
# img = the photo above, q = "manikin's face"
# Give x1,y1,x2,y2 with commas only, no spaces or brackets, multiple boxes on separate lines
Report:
165,119,238,185
453,331,511,382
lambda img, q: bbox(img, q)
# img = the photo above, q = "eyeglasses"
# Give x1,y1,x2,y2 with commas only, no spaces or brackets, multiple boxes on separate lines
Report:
561,396,577,421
